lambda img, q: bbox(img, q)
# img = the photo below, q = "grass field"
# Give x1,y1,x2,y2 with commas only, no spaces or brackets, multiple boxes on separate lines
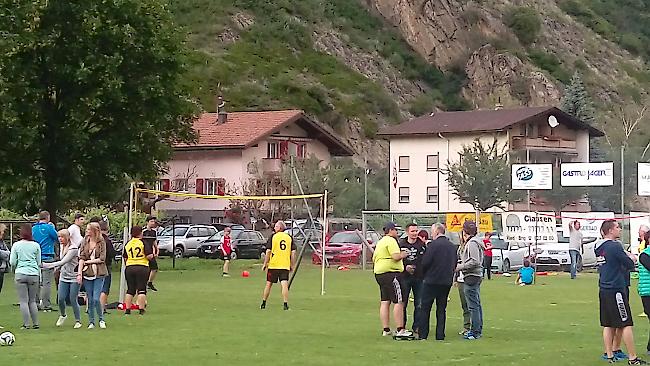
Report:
0,258,647,365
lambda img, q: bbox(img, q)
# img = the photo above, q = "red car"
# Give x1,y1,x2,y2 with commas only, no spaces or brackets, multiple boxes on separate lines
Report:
312,231,380,265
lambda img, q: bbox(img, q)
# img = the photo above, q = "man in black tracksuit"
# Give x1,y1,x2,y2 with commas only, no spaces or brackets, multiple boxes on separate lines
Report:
418,223,458,340
399,223,426,333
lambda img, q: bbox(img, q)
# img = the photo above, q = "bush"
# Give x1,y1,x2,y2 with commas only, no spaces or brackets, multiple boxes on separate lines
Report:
504,6,542,46
408,93,437,116
528,49,571,83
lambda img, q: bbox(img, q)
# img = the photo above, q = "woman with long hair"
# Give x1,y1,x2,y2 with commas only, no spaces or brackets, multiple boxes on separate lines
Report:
43,229,82,328
77,222,107,329
0,224,10,329
9,224,41,329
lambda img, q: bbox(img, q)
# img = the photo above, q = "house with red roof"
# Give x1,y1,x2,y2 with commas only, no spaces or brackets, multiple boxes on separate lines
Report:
156,109,353,224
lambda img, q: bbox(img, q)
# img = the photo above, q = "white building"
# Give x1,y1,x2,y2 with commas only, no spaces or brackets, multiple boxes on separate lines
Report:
377,106,604,213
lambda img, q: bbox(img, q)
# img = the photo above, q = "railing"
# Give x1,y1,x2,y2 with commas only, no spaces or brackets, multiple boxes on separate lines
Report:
262,158,283,173
511,136,577,150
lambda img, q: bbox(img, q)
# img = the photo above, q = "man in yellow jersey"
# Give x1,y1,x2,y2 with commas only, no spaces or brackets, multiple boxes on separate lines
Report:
261,221,296,310
122,226,154,315
373,222,412,339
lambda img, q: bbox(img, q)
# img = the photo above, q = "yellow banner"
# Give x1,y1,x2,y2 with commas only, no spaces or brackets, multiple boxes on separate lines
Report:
446,213,493,233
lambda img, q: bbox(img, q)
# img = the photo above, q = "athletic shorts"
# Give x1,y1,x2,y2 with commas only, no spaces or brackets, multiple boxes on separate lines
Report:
149,259,158,271
125,265,149,296
267,269,290,283
375,272,405,304
101,272,112,294
222,253,232,261
600,289,634,328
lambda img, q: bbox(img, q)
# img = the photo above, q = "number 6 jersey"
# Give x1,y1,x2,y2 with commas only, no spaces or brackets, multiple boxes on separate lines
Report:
123,237,152,267
267,231,296,270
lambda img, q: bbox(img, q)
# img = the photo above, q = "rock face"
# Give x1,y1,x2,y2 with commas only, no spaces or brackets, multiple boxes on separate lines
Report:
463,45,561,108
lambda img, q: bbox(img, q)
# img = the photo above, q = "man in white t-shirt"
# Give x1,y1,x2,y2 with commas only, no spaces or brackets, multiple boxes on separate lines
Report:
68,213,86,248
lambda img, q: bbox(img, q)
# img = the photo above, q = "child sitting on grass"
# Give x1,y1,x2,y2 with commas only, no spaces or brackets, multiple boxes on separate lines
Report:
516,260,534,286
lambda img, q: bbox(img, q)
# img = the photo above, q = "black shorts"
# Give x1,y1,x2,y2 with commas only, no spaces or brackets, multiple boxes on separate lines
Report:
600,289,634,328
375,272,405,304
149,259,158,270
267,269,290,283
125,265,150,296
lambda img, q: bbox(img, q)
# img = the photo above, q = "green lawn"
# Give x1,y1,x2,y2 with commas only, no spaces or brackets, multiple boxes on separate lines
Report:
0,259,647,365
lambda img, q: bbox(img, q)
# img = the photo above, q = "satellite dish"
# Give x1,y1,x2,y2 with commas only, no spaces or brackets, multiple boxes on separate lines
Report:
548,115,559,128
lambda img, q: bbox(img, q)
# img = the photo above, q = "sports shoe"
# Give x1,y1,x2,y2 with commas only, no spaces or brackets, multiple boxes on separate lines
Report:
260,302,266,310
222,273,231,277
74,322,82,329
395,329,414,337
147,283,158,292
125,309,131,315
20,325,29,330
88,323,95,329
99,321,106,329
616,350,630,360
629,358,648,365
382,330,393,337
464,331,481,340
32,325,39,329
42,307,53,313
283,303,289,311
56,315,67,327
459,329,470,336
139,309,146,315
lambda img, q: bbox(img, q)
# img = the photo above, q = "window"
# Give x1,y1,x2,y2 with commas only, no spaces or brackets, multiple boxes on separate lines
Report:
398,156,410,172
267,142,279,159
198,227,211,237
187,228,199,237
172,179,188,192
427,155,439,171
210,217,220,224
297,143,306,159
179,216,191,224
398,187,410,203
427,186,438,203
206,178,226,195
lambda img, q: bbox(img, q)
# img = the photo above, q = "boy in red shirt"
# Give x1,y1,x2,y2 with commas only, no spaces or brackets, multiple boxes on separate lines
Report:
220,227,234,277
483,232,493,280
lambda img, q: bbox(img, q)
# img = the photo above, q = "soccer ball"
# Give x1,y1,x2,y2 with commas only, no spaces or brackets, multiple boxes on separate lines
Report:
0,332,15,346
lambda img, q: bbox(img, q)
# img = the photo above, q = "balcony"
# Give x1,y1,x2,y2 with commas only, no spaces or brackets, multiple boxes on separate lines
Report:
262,158,283,174
511,136,577,152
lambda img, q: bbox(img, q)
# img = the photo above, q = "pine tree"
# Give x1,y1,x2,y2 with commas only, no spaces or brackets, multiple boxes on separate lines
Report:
561,71,603,161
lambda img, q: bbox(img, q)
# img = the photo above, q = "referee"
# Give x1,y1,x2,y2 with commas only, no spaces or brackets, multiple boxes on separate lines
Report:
373,222,411,338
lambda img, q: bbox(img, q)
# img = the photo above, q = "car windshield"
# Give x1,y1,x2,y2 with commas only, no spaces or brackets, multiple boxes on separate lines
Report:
160,227,189,237
329,232,362,244
490,239,508,250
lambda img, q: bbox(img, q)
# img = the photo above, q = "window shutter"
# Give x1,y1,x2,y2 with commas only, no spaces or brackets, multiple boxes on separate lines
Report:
279,141,289,159
196,178,204,195
217,178,226,195
161,179,170,191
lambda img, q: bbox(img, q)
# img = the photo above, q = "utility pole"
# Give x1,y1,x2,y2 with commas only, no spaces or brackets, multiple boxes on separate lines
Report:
621,145,625,215
364,155,368,210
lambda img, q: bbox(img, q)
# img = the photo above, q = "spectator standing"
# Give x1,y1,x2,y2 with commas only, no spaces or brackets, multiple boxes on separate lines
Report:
596,219,644,364
418,223,457,340
10,224,41,329
78,222,108,329
418,230,430,245
456,220,484,340
32,210,58,312
639,225,649,253
0,224,9,296
482,232,493,280
569,220,584,279
637,231,650,357
43,229,82,328
399,223,426,333
99,221,115,313
142,216,159,292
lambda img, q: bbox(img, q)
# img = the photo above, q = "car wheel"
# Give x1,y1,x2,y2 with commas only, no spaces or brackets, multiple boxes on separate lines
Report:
174,246,184,259
502,259,511,273
576,255,584,272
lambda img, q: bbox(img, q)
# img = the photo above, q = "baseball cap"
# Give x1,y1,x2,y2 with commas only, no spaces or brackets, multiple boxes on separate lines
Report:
146,215,157,222
463,220,477,233
383,222,397,232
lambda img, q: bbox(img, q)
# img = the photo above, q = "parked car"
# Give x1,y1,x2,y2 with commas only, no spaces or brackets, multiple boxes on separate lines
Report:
553,233,598,272
490,235,531,273
312,230,380,265
286,227,323,248
533,243,570,271
210,223,245,231
157,224,217,258
197,229,267,260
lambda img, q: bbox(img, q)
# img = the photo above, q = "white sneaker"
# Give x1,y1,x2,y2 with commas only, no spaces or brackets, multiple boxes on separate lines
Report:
382,330,393,336
88,323,95,329
99,321,106,329
74,322,82,329
56,315,67,327
395,329,413,337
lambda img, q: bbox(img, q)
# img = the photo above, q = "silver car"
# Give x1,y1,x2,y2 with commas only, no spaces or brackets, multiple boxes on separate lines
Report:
157,224,217,258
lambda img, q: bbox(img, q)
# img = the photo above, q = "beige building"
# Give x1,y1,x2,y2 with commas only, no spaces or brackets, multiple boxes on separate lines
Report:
156,109,353,223
377,106,604,213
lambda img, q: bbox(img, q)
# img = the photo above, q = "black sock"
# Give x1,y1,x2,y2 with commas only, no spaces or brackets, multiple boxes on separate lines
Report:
261,300,266,305
397,327,404,331
383,327,390,332
284,302,288,306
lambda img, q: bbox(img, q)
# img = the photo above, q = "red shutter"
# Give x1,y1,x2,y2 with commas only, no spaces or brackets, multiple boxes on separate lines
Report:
217,178,226,195
161,179,170,192
196,178,204,194
279,141,289,159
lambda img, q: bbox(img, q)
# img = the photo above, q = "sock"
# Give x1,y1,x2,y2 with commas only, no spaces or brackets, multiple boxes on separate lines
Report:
284,302,288,307
383,328,390,333
397,327,404,331
261,300,266,306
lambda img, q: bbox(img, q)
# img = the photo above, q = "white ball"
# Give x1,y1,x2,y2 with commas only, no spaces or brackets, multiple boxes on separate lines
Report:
0,331,15,346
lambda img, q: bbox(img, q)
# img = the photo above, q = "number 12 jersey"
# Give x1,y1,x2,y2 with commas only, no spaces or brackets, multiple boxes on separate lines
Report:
124,238,151,267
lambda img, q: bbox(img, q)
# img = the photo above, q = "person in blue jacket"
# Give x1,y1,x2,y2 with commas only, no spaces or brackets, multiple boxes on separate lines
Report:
32,210,58,311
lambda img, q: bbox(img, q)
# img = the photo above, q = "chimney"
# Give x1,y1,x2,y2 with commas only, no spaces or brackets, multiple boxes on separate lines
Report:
215,95,227,124
495,96,503,110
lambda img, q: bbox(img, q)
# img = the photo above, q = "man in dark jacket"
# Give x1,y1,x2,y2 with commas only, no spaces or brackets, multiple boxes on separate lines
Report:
596,219,645,364
417,223,457,340
399,223,426,333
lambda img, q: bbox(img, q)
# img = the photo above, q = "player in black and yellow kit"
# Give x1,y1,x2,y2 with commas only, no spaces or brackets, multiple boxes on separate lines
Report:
261,221,296,310
123,226,154,315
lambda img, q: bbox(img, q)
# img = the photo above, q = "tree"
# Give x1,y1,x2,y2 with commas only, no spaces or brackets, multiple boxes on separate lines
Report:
504,6,542,46
535,167,584,212
445,138,517,211
560,72,603,161
0,0,197,217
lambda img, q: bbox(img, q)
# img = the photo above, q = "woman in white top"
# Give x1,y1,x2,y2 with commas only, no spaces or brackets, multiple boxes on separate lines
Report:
43,229,82,328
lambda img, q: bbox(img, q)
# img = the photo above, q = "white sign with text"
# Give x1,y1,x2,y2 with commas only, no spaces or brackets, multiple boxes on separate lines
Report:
502,212,557,243
638,163,650,196
560,212,615,238
511,164,553,190
560,162,614,186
